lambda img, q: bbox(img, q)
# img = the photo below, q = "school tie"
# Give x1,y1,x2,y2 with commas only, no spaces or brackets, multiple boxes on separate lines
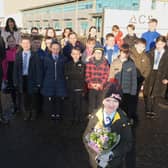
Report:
154,51,160,65
23,52,28,75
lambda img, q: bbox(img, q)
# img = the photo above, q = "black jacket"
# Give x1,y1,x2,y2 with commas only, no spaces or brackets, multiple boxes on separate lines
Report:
13,50,41,94
64,60,85,94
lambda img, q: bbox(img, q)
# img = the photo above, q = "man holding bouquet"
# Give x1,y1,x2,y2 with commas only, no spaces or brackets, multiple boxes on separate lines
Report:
83,82,132,168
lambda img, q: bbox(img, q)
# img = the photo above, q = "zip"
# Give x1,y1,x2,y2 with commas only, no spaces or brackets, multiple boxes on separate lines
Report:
54,61,57,80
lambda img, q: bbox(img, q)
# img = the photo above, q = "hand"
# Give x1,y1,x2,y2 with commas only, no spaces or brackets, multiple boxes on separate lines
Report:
96,151,113,168
95,84,103,90
162,79,168,85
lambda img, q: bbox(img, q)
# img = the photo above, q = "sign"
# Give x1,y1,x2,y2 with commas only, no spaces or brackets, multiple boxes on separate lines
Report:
103,9,168,37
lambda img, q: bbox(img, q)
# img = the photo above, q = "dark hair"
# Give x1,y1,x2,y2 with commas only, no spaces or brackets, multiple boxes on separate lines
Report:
86,37,96,43
5,17,18,32
127,24,135,30
88,26,97,38
31,27,39,33
31,35,43,41
112,25,120,31
135,38,146,45
50,41,61,48
149,18,158,24
71,46,81,53
6,34,16,41
21,34,31,41
62,27,73,38
156,35,167,43
120,43,129,54
68,32,77,38
45,27,57,39
105,33,115,40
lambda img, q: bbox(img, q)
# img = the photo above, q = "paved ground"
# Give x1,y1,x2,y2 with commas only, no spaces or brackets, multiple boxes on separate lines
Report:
0,95,168,168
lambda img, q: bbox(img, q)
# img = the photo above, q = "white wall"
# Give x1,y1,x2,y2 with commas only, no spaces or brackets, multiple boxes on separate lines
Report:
103,8,168,37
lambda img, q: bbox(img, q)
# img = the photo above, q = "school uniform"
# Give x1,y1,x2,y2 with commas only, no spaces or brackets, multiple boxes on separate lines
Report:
64,59,85,121
41,54,67,119
13,50,41,120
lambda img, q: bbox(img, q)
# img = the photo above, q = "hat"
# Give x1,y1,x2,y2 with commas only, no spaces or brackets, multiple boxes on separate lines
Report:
103,82,122,103
93,43,104,53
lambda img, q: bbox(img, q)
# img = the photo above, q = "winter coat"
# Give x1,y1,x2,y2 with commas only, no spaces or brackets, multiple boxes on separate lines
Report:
41,54,67,97
144,48,168,98
109,57,137,95
130,47,151,79
64,60,85,94
83,108,132,168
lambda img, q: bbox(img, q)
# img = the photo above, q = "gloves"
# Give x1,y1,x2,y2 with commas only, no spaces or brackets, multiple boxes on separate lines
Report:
96,151,114,168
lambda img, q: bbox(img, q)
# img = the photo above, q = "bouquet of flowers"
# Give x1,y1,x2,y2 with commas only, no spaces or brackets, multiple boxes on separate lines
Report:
86,128,120,154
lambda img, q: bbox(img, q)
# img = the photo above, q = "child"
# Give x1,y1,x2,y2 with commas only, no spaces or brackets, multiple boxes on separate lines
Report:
112,25,123,47
81,37,96,64
109,44,137,123
141,18,160,52
63,32,85,62
41,41,66,120
64,47,85,123
144,36,168,119
104,33,119,65
85,44,109,115
2,35,18,115
31,35,46,60
13,35,41,120
123,24,138,48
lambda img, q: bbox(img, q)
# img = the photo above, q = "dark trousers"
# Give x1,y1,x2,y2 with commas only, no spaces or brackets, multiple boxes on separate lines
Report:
88,89,103,114
19,76,38,118
43,96,63,117
121,94,137,121
69,91,84,121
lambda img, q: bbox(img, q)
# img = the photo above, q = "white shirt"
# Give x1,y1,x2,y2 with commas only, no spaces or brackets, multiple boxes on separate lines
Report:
153,49,165,70
22,51,31,75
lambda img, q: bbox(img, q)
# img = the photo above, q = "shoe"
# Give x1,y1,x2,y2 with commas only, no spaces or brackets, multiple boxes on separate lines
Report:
146,114,158,119
146,112,157,116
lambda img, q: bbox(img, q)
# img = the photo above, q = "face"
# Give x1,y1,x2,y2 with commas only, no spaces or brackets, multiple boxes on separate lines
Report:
51,43,60,55
86,41,95,50
8,20,14,29
71,49,81,62
31,40,42,51
127,27,134,35
106,36,115,47
89,28,97,37
135,43,146,54
103,97,119,114
156,41,166,51
120,51,128,60
31,29,39,35
64,29,71,38
45,39,52,49
47,29,55,38
148,21,157,31
69,34,77,45
21,39,31,51
7,37,16,48
93,50,103,60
